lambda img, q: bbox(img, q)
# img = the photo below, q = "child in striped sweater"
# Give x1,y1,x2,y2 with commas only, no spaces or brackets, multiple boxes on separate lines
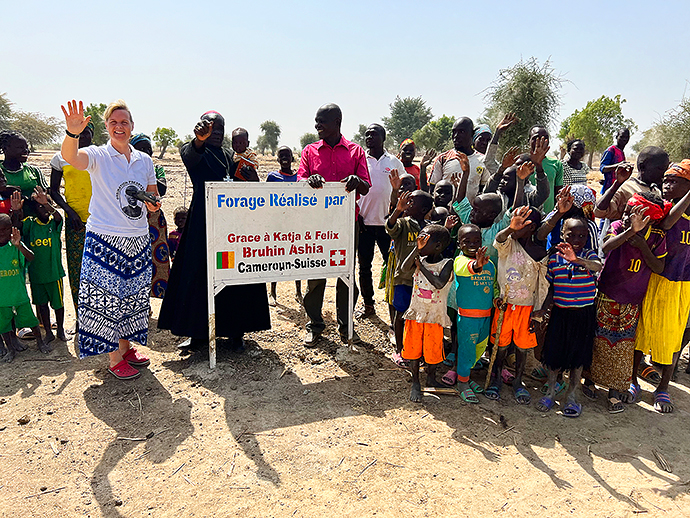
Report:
533,216,602,417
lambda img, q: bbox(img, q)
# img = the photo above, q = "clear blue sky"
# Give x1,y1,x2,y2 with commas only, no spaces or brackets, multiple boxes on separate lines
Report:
4,0,690,150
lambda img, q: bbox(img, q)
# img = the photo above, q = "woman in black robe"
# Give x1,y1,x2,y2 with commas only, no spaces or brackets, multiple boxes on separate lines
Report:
158,111,270,350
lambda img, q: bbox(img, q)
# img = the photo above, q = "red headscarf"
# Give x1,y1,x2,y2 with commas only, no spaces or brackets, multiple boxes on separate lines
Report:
627,193,672,221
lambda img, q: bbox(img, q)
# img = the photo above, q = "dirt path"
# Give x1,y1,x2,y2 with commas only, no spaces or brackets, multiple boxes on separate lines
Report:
1,150,689,517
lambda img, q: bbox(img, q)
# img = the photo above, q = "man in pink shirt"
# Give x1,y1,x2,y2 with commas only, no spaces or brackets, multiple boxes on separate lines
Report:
298,103,371,345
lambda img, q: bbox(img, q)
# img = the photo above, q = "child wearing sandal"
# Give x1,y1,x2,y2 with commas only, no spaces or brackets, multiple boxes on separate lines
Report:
399,224,454,402
633,160,690,414
588,193,669,413
533,216,602,417
486,206,548,404
450,224,496,403
386,189,434,367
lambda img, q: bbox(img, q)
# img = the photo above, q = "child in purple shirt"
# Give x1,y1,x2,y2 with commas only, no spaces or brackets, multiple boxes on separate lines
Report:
587,193,668,413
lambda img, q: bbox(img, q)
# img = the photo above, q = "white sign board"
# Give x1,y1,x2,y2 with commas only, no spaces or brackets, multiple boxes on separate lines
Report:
205,182,356,367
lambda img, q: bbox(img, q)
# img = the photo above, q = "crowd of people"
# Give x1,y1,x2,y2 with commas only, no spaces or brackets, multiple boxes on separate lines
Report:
0,99,688,419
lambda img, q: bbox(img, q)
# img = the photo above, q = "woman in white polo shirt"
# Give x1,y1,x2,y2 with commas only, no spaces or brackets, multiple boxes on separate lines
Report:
60,99,160,380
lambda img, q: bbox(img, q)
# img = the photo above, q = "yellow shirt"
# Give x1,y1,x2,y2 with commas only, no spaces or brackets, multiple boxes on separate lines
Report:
50,153,91,223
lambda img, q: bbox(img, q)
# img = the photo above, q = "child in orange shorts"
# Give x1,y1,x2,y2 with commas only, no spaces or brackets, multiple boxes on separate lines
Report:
400,224,454,403
485,206,548,404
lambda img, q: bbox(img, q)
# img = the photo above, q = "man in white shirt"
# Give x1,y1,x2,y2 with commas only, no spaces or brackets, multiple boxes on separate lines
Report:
428,117,489,203
356,124,404,318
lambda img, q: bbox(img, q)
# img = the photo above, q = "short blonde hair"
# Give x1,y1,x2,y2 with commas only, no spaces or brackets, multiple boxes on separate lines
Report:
104,99,133,123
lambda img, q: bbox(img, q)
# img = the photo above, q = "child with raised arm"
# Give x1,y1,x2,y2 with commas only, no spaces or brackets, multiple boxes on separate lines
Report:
231,128,259,182
266,146,302,305
632,160,690,413
19,186,66,343
587,193,668,413
399,224,454,402
534,216,602,417
0,214,46,362
485,206,548,404
385,189,434,366
451,226,495,403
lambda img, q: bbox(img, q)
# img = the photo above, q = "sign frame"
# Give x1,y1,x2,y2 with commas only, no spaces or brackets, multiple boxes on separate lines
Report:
204,181,357,368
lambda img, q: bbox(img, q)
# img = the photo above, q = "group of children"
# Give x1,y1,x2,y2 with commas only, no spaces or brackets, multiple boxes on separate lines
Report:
0,129,190,363
382,137,690,417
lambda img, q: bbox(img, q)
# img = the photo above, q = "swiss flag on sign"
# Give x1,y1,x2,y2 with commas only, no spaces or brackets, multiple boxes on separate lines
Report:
330,249,347,267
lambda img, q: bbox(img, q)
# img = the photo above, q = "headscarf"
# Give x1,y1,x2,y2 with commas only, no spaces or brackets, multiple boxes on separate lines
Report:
664,159,690,181
473,124,492,142
627,193,672,221
85,121,95,133
569,184,596,221
400,138,415,150
130,133,151,147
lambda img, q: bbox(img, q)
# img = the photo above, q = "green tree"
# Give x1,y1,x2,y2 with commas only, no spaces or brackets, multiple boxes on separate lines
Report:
256,135,269,154
259,120,281,155
633,97,690,162
0,93,13,131
153,127,178,159
412,115,456,152
84,103,108,145
300,132,319,149
382,95,433,147
482,57,565,151
352,124,367,147
558,95,636,167
11,111,62,151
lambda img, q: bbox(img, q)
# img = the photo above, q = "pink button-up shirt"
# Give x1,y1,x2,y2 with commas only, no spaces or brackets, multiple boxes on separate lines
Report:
298,135,371,218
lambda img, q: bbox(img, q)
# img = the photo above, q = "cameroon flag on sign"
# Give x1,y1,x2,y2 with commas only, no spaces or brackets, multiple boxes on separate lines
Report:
217,251,235,269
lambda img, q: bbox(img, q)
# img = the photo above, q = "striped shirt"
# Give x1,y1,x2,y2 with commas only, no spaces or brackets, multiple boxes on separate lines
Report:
546,249,598,308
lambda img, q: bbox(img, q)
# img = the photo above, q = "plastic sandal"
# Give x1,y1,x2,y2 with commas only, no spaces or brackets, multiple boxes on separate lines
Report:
563,401,582,418
108,359,140,380
468,380,484,394
626,383,640,403
607,397,624,414
501,368,515,385
391,353,408,368
536,396,555,412
122,347,150,367
531,365,548,381
484,384,501,401
514,386,531,405
460,387,479,404
441,370,457,386
653,391,674,413
639,365,661,384
541,380,569,396
581,383,598,400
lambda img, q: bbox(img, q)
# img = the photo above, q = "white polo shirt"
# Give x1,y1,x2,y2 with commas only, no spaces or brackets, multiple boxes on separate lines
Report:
429,150,489,203
358,151,405,226
83,142,156,237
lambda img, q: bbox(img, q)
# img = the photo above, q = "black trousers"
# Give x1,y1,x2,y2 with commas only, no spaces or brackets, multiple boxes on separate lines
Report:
303,221,359,334
356,224,391,306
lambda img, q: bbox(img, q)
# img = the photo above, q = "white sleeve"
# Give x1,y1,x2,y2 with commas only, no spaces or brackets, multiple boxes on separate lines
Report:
49,153,66,170
429,158,443,185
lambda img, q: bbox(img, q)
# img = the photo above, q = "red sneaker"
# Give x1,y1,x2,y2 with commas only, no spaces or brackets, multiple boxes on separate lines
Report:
122,347,150,367
108,359,140,380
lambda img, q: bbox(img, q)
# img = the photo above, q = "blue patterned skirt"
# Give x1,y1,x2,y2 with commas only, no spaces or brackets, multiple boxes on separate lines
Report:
78,232,152,358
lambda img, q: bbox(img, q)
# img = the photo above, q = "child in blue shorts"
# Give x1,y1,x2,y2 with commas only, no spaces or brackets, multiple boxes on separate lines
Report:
385,189,434,365
0,213,47,362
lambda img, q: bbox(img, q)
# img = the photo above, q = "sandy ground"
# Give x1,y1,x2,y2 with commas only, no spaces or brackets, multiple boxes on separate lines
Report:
1,149,690,517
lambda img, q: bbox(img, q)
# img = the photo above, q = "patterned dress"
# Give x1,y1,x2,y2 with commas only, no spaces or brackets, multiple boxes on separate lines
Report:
148,164,170,298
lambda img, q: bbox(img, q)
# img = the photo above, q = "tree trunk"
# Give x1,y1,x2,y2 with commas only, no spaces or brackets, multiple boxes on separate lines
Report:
158,145,168,160
588,151,594,168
